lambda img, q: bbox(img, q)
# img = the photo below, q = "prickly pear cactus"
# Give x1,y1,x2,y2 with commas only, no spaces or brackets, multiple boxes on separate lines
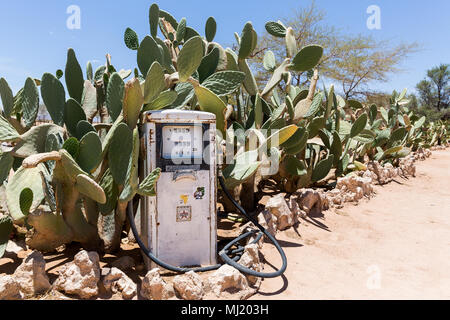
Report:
0,2,439,254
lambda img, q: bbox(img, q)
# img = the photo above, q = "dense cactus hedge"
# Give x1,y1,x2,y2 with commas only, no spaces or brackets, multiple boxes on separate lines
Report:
0,4,448,256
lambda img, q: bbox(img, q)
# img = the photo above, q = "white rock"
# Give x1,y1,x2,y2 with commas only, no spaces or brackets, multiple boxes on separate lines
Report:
239,223,264,249
0,275,23,300
336,175,374,201
362,170,377,183
54,250,101,299
140,268,175,300
238,244,263,286
207,265,249,297
399,156,416,177
6,239,27,255
340,193,349,203
294,189,323,216
102,267,137,300
257,209,277,236
350,187,362,202
288,196,305,219
265,194,295,230
111,256,135,271
173,271,204,300
13,251,51,297
316,189,330,211
326,188,344,208
367,161,387,184
332,198,344,208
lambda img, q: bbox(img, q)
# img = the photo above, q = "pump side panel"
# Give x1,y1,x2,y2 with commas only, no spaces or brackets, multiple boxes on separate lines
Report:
156,171,213,267
141,122,157,270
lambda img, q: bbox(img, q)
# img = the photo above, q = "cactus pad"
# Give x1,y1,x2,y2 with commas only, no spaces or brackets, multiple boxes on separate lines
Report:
81,80,98,121
40,73,65,126
265,21,287,38
26,208,73,252
62,137,80,159
0,215,14,258
19,188,34,215
238,22,255,60
312,155,334,183
201,71,245,96
290,45,324,72
123,78,144,129
0,114,20,142
59,149,86,180
106,72,125,122
6,164,47,221
108,123,133,185
12,124,64,158
22,77,40,128
124,27,139,50
137,36,162,77
75,174,107,204
65,48,85,104
178,36,204,82
205,17,217,42
137,168,161,196
76,120,96,140
64,98,87,137
143,61,166,104
77,132,102,173
98,169,119,216
0,78,14,117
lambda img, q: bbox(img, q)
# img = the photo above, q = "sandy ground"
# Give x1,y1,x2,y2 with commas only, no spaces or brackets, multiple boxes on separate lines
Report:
1,149,449,300
253,149,450,300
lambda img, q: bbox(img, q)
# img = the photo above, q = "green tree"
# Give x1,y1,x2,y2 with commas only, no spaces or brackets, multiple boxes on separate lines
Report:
416,64,449,111
249,1,418,100
247,1,339,89
323,36,417,100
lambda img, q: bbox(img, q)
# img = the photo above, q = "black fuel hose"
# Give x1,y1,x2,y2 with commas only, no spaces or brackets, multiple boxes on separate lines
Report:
127,174,287,278
217,175,287,278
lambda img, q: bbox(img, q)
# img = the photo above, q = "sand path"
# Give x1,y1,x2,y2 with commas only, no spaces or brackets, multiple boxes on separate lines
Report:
253,149,450,300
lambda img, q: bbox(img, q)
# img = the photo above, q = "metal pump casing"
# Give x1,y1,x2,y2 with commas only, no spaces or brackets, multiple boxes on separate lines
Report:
140,110,217,270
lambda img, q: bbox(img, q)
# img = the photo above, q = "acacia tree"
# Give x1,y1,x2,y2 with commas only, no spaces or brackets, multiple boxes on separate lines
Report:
323,37,417,100
248,1,339,89
249,1,418,100
416,64,449,111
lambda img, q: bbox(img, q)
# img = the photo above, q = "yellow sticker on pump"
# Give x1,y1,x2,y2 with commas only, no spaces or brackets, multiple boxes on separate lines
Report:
180,195,189,204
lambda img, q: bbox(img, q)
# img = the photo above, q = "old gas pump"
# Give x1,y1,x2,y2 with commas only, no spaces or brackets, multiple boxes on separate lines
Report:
140,110,217,269
129,109,287,277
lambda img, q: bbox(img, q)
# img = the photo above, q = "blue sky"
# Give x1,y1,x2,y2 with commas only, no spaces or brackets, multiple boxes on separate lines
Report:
0,0,449,102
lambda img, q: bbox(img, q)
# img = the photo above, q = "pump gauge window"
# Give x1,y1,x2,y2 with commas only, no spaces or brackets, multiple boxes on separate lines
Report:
162,125,203,160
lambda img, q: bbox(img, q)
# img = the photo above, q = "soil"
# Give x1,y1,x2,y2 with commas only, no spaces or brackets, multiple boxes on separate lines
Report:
252,149,450,300
1,149,449,300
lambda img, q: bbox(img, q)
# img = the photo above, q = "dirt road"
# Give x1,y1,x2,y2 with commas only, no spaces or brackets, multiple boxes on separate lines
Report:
254,149,450,300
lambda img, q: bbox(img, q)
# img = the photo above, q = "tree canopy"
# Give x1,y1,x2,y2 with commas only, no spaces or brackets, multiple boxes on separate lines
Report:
248,1,418,100
416,64,449,111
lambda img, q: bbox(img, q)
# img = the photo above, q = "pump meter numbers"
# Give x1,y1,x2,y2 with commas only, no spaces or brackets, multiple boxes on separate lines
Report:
176,206,192,222
162,125,203,160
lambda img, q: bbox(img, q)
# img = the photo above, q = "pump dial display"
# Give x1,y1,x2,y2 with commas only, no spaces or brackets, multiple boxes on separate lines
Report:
162,125,203,160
